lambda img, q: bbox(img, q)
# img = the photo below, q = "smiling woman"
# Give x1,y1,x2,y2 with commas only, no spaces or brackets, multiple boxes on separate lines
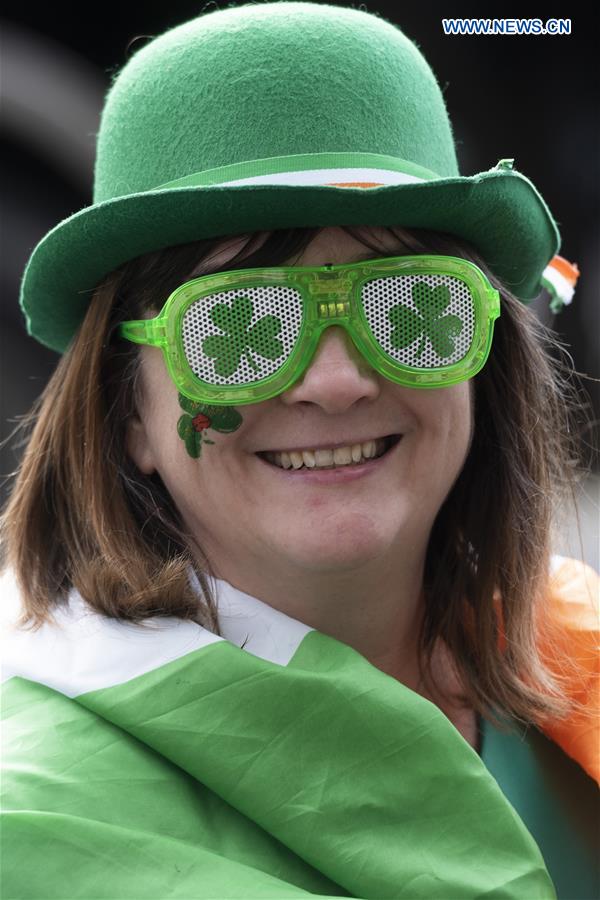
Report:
1,3,598,900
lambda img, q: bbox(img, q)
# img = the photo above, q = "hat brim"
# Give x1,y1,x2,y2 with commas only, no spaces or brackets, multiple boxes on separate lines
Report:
20,167,559,353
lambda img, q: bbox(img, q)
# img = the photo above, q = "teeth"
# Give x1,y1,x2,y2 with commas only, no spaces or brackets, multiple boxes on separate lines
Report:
314,449,334,467
267,438,388,470
364,440,377,459
333,446,352,465
289,450,304,469
302,450,316,468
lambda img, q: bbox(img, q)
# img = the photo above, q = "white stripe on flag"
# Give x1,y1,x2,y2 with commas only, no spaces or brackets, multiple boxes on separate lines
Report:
1,568,314,695
542,266,575,305
206,574,314,666
0,569,222,696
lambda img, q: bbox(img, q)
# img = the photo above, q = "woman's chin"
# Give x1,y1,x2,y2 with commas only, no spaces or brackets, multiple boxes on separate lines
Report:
266,514,400,572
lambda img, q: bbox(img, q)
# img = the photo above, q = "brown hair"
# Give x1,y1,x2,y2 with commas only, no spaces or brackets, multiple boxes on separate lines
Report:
0,225,594,729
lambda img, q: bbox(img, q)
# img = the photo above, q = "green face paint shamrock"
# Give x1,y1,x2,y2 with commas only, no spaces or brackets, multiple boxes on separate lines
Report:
201,294,284,377
177,393,243,459
388,280,464,361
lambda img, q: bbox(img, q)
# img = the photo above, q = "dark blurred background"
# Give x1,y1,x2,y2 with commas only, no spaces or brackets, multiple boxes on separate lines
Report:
1,3,598,562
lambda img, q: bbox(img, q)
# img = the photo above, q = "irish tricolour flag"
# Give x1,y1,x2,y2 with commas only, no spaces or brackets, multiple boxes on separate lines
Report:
1,568,556,898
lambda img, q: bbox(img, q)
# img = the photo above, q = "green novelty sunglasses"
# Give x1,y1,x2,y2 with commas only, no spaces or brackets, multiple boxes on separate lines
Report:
118,255,501,406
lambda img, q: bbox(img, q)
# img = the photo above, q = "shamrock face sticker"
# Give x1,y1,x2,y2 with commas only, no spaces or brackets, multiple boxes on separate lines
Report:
202,294,284,377
177,393,243,459
388,280,464,361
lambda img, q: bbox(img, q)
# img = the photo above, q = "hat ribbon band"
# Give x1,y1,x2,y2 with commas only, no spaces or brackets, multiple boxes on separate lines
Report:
154,152,442,190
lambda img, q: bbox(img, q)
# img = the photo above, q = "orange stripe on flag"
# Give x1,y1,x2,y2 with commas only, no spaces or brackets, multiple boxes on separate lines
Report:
492,558,599,785
549,255,580,285
536,558,599,785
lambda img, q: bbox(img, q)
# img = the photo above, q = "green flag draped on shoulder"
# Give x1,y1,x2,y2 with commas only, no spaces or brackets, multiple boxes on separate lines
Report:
1,570,555,899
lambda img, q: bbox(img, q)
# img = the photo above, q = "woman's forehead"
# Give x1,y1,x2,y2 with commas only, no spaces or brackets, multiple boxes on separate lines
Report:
190,225,413,277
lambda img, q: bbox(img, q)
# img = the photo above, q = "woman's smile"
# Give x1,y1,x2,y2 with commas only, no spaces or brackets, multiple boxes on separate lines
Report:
254,433,404,484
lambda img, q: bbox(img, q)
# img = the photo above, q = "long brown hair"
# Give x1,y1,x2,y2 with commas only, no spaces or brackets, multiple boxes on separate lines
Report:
0,225,594,729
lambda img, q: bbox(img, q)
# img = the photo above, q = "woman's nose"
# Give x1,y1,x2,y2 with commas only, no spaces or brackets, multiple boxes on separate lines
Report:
278,325,381,413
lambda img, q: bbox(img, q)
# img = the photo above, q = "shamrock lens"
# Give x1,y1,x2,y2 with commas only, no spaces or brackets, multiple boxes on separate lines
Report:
360,273,475,368
181,284,302,385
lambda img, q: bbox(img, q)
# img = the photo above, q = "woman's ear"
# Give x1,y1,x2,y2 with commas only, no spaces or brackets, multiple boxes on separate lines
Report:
125,414,157,475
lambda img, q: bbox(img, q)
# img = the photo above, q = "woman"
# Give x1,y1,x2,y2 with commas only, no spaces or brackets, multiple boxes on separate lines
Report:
1,3,598,898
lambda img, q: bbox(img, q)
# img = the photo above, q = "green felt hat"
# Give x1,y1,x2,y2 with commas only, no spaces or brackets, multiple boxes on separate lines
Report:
20,0,563,354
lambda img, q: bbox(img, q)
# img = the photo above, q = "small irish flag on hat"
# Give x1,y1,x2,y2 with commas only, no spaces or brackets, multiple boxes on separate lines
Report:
541,255,580,312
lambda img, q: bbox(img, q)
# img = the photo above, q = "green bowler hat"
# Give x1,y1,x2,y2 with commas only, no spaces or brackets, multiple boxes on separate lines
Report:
20,1,563,354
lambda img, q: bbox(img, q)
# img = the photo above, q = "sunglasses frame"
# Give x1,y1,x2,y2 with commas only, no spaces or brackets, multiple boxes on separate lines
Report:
118,254,501,406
